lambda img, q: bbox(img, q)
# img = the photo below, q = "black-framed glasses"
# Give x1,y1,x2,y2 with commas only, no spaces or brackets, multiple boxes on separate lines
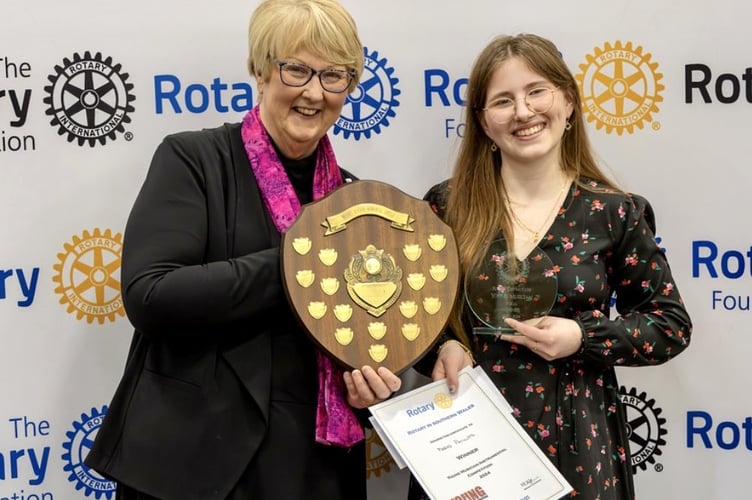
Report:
482,87,558,124
272,58,355,94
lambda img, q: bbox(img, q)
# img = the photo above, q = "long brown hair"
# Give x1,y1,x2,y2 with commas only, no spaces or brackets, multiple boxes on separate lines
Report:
446,33,617,343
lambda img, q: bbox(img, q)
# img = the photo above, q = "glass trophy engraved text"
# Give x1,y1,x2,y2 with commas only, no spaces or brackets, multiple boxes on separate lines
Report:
465,238,557,335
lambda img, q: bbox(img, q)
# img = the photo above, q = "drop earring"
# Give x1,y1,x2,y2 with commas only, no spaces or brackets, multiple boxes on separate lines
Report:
565,121,572,131
490,143,498,152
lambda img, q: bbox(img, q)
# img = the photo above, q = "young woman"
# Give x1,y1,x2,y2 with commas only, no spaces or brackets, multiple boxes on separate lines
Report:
410,33,692,499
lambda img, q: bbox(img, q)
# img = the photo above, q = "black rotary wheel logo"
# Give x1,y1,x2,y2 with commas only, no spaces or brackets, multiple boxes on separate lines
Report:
619,386,667,473
44,51,135,147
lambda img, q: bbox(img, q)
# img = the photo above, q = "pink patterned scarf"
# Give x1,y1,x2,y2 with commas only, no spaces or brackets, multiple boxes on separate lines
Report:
241,105,364,447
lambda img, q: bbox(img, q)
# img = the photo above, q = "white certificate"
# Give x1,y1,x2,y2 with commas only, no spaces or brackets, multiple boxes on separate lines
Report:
369,366,572,500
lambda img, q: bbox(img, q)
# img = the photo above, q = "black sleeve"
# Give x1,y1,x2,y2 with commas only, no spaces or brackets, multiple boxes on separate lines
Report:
120,132,285,338
575,193,692,365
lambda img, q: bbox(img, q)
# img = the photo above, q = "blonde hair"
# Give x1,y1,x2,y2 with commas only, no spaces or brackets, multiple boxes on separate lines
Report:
247,0,363,89
446,33,619,343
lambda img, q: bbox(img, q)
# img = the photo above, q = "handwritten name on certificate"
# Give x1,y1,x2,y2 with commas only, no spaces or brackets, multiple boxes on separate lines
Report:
369,366,572,500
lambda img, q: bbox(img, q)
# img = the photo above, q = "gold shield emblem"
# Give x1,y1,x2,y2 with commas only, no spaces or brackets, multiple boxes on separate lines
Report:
334,304,353,322
296,270,315,288
429,265,448,282
423,297,441,315
407,273,426,291
321,277,340,295
368,344,388,363
292,237,312,255
368,322,387,340
401,323,420,341
345,245,402,317
403,244,422,261
428,234,446,252
307,301,326,320
318,248,338,266
399,300,418,319
335,328,354,346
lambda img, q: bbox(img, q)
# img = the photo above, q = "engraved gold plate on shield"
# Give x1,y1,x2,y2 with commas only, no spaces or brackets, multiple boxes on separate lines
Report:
344,245,402,317
281,180,460,374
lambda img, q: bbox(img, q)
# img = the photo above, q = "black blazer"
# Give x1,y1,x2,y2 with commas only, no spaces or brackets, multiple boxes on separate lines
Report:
85,123,358,500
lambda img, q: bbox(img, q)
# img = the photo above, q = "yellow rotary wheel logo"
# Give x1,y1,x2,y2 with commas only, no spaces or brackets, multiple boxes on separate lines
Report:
365,427,396,479
52,228,125,324
575,41,664,135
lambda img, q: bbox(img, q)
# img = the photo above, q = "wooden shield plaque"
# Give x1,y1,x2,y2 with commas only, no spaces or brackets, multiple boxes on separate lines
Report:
281,180,460,374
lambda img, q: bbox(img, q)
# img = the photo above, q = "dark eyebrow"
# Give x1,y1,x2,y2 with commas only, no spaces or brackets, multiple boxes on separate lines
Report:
284,58,349,72
486,81,553,100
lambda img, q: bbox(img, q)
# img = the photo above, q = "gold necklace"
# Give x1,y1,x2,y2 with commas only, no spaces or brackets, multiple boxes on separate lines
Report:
507,179,569,242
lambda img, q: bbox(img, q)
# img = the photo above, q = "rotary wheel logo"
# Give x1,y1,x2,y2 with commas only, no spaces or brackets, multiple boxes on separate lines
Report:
365,427,395,479
334,47,401,140
43,51,135,147
52,228,125,324
62,406,116,499
575,41,663,135
619,386,667,474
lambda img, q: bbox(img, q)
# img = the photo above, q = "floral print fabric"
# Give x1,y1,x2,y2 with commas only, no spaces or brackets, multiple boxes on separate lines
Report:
408,179,691,500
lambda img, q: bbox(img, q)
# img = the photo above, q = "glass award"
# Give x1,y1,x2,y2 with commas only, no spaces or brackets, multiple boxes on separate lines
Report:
464,238,557,335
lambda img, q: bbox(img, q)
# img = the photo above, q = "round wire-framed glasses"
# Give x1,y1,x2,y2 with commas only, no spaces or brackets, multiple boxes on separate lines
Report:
482,87,558,124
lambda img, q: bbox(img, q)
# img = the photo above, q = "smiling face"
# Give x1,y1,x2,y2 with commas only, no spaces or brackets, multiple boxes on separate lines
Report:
479,57,573,166
256,48,349,159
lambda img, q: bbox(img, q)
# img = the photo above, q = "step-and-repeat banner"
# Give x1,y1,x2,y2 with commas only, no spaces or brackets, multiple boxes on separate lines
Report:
2,1,748,498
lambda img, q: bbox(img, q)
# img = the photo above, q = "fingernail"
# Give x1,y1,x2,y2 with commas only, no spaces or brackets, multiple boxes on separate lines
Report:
448,385,456,394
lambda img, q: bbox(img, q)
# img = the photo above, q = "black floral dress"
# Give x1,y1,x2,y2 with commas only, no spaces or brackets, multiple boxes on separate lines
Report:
408,179,691,500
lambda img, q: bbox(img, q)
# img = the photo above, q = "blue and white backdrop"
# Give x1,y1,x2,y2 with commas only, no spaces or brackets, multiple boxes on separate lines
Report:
1,1,749,499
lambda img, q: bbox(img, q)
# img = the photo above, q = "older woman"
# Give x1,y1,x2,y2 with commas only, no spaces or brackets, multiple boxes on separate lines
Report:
85,1,401,499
